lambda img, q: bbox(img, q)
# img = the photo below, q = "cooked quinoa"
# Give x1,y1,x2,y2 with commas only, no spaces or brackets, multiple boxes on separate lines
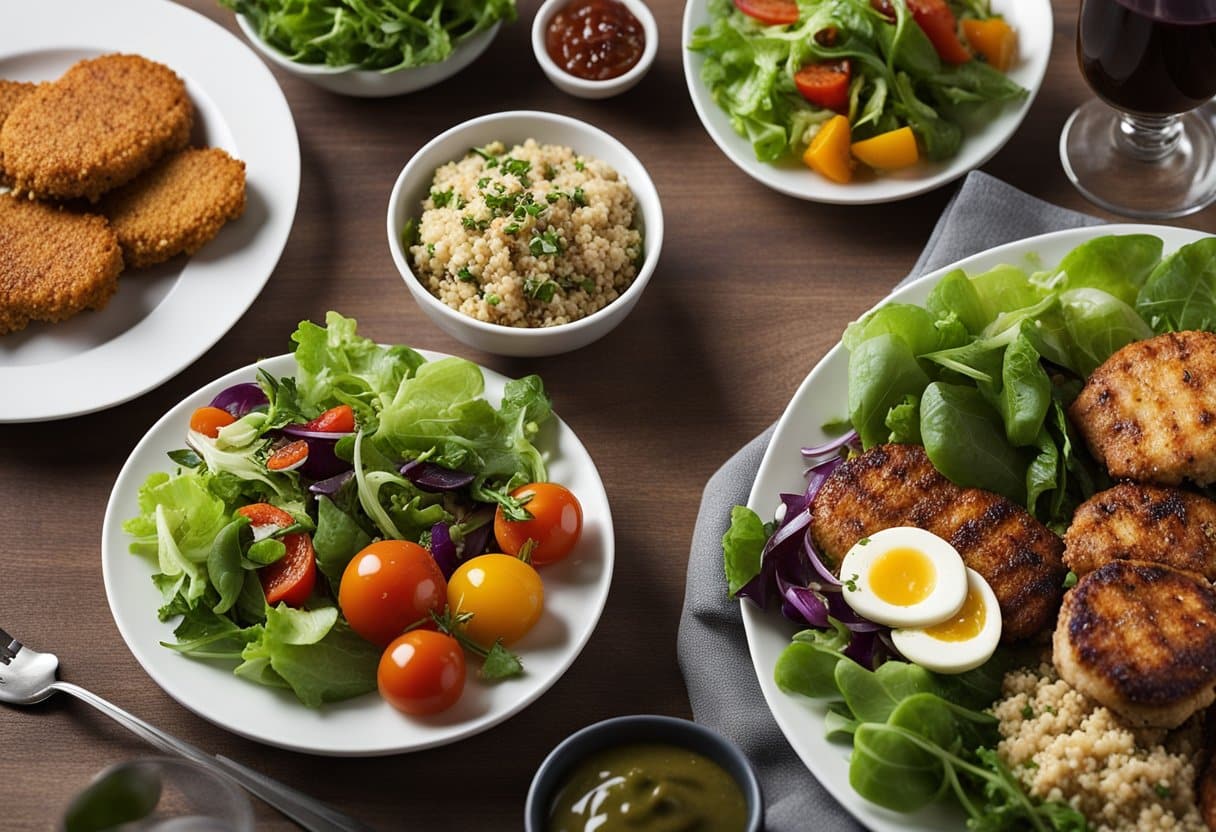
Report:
994,663,1206,832
408,139,642,328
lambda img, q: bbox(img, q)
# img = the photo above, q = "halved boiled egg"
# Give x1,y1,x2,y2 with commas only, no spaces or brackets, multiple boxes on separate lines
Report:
891,567,1002,674
838,526,967,628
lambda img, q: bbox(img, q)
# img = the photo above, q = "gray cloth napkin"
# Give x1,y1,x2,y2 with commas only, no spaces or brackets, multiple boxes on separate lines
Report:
676,171,1103,831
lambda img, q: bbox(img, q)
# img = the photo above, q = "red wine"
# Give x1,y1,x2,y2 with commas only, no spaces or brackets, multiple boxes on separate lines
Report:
1079,0,1216,116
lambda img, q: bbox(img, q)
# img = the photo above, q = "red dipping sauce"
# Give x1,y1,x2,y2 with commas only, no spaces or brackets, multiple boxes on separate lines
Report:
545,0,646,81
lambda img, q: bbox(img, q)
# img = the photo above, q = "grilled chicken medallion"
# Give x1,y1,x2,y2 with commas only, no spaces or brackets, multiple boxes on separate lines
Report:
1071,331,1216,486
1064,482,1216,581
1053,560,1216,729
809,443,1066,642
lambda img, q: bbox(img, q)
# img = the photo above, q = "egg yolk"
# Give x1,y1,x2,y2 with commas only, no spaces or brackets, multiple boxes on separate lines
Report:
868,547,936,606
924,586,986,641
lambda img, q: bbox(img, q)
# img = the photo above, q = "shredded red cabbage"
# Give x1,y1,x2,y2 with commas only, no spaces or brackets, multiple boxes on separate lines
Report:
429,522,459,579
210,383,268,418
307,470,353,497
801,429,859,463
460,504,497,559
399,460,476,492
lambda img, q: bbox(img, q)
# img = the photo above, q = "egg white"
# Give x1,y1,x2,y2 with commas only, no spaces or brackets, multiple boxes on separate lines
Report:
838,526,968,628
891,568,1003,674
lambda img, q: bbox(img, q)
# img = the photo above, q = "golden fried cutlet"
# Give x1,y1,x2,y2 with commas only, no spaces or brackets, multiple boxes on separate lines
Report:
100,147,246,269
810,443,1066,642
1053,559,1216,729
0,195,123,334
0,80,37,186
1071,331,1216,486
1065,483,1216,581
0,54,192,201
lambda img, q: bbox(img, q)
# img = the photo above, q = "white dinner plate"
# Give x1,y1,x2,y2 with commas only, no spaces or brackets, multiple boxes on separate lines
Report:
681,0,1052,204
0,0,299,422
101,352,614,756
743,224,1213,829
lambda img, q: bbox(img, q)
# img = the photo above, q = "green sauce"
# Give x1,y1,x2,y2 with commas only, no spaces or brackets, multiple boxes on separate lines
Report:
546,743,749,832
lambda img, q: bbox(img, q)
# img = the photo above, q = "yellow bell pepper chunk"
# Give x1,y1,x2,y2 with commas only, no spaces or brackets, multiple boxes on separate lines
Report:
962,18,1017,73
802,115,853,184
850,126,919,171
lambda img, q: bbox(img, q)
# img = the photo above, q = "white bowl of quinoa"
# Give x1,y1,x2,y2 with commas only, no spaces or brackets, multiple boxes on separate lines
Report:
386,110,662,356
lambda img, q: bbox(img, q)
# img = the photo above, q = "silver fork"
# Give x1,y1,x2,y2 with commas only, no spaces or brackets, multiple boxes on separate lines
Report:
0,627,375,832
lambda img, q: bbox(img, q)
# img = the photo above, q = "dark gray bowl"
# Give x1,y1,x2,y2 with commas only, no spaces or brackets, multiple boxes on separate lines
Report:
525,714,764,831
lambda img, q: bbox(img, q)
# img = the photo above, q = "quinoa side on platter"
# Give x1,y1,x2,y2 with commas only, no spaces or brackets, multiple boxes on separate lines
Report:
408,139,642,328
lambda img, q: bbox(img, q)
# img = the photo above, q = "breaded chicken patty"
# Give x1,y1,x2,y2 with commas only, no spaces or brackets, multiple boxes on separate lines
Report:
810,443,1066,642
100,147,246,268
1,54,192,201
1053,560,1216,729
1071,331,1216,486
0,196,123,334
1065,483,1216,581
0,80,37,186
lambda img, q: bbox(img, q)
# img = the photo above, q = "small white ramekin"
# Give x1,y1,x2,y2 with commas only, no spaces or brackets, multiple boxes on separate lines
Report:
531,0,658,99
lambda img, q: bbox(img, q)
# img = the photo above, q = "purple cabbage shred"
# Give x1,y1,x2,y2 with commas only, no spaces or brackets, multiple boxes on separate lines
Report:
429,522,459,579
400,460,476,492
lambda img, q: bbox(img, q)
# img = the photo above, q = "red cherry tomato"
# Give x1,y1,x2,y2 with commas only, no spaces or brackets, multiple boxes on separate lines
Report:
873,0,970,64
259,533,317,607
189,406,235,438
304,404,355,433
378,630,466,716
448,554,544,647
732,0,797,26
493,483,583,567
339,540,447,647
794,60,852,114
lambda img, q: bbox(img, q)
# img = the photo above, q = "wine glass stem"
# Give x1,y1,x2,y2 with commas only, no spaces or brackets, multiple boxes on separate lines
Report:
1117,112,1182,162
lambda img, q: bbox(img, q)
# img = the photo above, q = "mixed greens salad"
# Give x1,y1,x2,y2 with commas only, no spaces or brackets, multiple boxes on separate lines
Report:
724,234,1216,828
688,0,1026,171
123,312,552,707
223,0,516,72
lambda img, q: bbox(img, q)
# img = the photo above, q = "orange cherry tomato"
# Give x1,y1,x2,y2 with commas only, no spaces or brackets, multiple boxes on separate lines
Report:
493,483,583,567
339,540,447,647
448,554,544,647
378,630,466,716
236,503,295,529
304,404,355,433
267,440,309,472
189,406,235,438
732,0,797,26
259,532,317,607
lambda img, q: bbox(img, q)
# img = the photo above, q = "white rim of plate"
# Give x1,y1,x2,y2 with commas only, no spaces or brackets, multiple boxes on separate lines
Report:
0,0,300,422
680,0,1053,204
742,224,1214,831
101,350,615,756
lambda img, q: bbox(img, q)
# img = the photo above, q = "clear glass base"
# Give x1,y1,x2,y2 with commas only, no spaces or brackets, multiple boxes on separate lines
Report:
1060,98,1216,219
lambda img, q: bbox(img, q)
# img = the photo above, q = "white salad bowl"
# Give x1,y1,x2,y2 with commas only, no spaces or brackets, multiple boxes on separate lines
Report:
386,110,664,357
681,0,1053,203
235,14,501,97
532,0,659,99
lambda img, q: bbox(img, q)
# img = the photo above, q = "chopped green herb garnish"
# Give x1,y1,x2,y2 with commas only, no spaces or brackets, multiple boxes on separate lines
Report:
529,229,562,257
426,243,436,256
843,573,860,592
1155,784,1172,799
457,267,477,283
1063,570,1078,589
544,163,557,179
857,537,871,546
461,215,489,231
486,293,501,306
430,188,455,208
580,278,596,293
472,146,499,167
400,218,419,248
502,158,531,177
574,158,585,171
524,277,558,303
1022,759,1039,770
1021,704,1034,719
477,176,490,189
571,186,587,206
546,192,560,204
504,222,521,234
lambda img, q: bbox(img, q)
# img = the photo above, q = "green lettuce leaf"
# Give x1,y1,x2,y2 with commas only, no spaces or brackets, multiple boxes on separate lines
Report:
723,506,768,597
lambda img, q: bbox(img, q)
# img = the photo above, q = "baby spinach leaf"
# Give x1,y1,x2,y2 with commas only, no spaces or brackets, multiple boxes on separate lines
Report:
1136,237,1216,333
722,506,767,597
313,496,373,589
206,518,247,615
992,334,1051,448
849,723,946,812
1060,288,1154,376
1044,234,1163,306
920,382,1027,503
848,334,930,448
884,394,921,444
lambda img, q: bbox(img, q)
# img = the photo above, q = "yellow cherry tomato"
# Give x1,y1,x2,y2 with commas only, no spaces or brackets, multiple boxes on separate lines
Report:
447,554,544,647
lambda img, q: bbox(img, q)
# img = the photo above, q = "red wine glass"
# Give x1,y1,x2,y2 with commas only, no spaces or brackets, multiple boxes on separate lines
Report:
1061,0,1216,218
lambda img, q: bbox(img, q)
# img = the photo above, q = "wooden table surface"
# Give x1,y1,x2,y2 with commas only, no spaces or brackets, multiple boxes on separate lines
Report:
4,0,1216,828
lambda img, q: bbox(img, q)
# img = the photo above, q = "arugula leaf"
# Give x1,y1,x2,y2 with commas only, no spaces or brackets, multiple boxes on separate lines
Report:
480,641,524,680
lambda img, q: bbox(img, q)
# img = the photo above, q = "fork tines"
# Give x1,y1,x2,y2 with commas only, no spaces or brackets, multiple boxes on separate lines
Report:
0,628,21,665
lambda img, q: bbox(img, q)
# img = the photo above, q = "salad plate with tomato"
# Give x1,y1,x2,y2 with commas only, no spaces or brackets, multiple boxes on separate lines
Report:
99,312,613,756
681,0,1051,203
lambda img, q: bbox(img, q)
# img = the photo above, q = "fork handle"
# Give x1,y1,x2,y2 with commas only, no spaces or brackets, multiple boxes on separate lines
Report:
50,681,376,832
